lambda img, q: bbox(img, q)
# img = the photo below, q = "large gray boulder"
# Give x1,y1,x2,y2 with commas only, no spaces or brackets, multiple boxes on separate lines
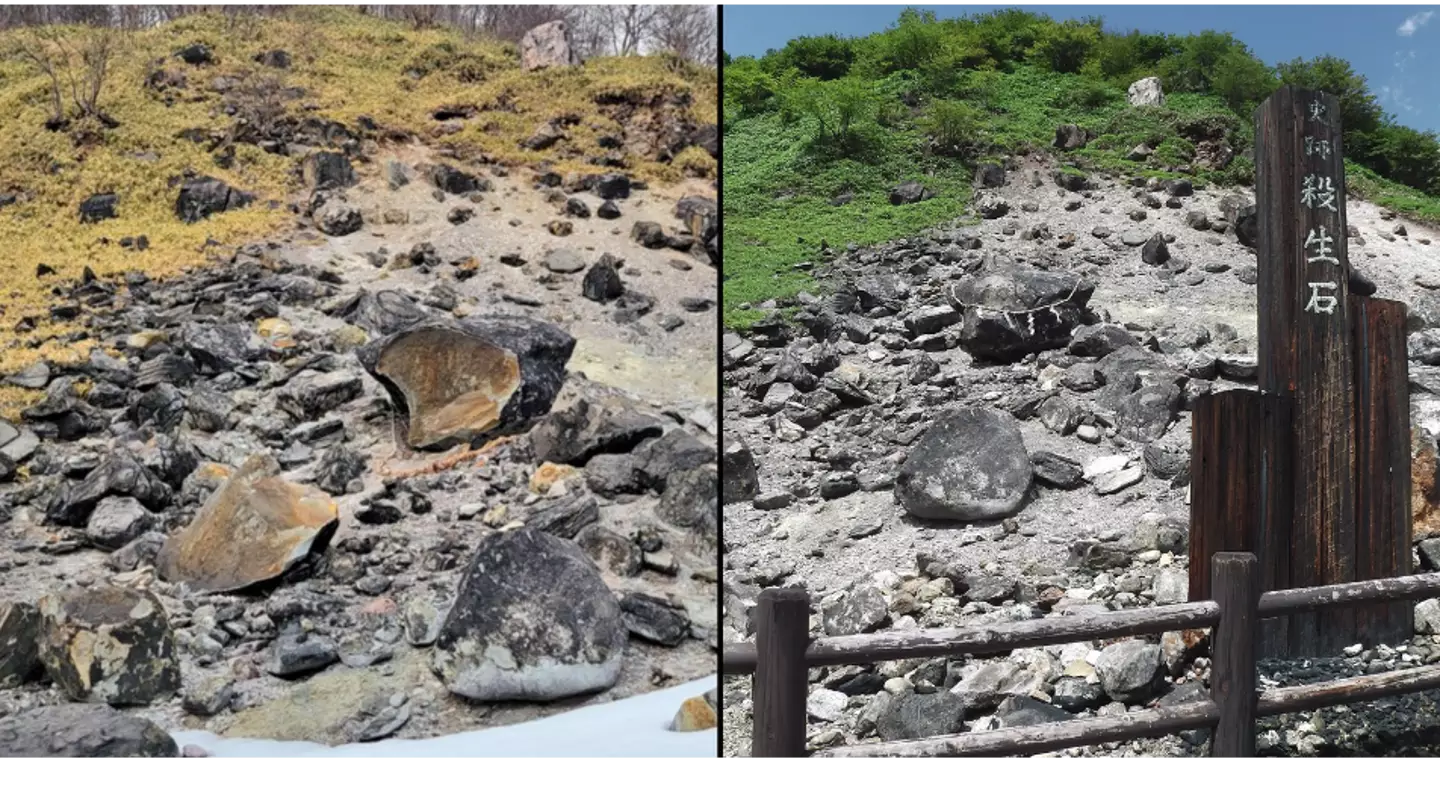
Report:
0,704,178,757
432,526,626,702
175,175,254,223
1094,639,1162,704
896,408,1032,521
948,256,1096,362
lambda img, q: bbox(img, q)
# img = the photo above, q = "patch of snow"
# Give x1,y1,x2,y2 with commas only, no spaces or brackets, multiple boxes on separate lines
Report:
171,677,716,757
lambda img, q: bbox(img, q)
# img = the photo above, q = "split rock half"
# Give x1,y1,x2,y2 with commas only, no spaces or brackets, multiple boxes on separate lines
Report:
156,454,339,593
358,315,575,451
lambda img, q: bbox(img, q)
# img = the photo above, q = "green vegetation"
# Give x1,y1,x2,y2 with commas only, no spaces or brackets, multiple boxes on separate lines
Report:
0,8,715,414
723,7,1440,330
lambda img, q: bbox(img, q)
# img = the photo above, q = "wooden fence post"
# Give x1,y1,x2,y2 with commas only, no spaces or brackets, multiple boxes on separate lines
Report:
752,587,811,757
1211,552,1260,757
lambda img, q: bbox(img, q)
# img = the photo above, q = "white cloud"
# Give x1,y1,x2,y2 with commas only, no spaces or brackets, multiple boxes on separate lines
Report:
1398,10,1434,36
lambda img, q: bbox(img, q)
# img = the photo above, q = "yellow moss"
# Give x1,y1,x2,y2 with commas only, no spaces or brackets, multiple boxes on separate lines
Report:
0,9,715,377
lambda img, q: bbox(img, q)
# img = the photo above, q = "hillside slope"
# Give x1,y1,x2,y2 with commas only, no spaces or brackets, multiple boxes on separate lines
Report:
0,8,716,410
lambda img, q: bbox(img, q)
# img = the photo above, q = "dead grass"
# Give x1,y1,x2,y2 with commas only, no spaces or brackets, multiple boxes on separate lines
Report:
0,8,716,392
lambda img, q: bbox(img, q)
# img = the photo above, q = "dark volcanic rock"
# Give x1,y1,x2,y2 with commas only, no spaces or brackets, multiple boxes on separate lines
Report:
619,592,690,646
530,396,664,466
47,452,171,527
175,176,254,223
581,256,625,302
433,526,626,701
344,290,430,336
1116,384,1183,442
79,193,118,224
303,151,356,190
1031,450,1084,489
896,408,1032,521
889,180,933,205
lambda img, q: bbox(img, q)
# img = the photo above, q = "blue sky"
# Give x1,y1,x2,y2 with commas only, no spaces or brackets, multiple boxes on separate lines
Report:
722,5,1440,132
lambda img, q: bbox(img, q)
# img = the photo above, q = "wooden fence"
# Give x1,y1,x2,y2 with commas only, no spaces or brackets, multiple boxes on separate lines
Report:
721,552,1440,757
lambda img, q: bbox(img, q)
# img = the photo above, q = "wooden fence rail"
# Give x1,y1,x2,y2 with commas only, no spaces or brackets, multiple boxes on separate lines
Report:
722,553,1440,757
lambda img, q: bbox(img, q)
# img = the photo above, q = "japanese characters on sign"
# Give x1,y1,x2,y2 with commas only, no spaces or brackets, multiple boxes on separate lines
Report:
1301,96,1341,316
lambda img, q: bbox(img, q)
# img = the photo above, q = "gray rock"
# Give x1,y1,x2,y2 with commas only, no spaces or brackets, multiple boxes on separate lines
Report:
822,584,888,636
807,688,849,722
175,175,254,223
544,249,587,274
1094,640,1162,703
876,690,966,741
950,660,1042,711
317,203,363,236
0,704,178,757
1031,450,1084,489
1116,384,1182,442
896,408,1032,521
276,370,363,422
576,526,641,577
519,19,579,70
85,497,155,551
619,592,690,647
1070,324,1138,357
181,676,235,717
1051,677,1106,712
994,695,1073,728
433,526,626,701
266,633,340,678
403,599,442,647
722,439,760,504
1154,568,1189,605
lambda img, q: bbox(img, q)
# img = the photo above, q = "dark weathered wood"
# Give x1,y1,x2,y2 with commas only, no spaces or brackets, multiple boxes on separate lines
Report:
804,601,1220,667
722,645,757,676
1255,86,1357,658
1257,570,1440,617
726,599,1223,675
1257,663,1440,717
1188,390,1292,657
751,588,810,757
813,700,1220,758
1351,296,1415,647
1210,552,1259,757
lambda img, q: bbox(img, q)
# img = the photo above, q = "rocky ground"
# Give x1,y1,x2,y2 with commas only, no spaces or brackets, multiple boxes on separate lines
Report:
0,128,720,754
720,150,1440,757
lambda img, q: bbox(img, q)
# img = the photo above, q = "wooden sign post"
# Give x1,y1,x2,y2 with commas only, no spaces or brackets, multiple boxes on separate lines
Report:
1189,87,1412,658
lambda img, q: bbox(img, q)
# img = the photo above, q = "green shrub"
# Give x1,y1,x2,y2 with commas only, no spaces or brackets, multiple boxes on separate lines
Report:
924,99,985,156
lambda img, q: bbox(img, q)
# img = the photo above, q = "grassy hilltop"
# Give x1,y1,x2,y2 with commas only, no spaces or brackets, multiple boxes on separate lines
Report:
0,7,716,409
723,8,1440,330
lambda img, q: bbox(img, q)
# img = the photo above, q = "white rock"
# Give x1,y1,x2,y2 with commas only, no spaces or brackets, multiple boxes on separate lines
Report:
1416,598,1440,634
1154,568,1188,605
1095,465,1145,495
1083,454,1129,480
806,688,849,722
1128,76,1165,107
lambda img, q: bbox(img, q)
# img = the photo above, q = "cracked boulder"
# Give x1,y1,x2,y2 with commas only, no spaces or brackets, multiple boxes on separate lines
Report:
155,454,339,594
0,704,178,757
358,315,575,451
948,258,1096,362
896,407,1032,521
36,586,179,706
432,526,626,702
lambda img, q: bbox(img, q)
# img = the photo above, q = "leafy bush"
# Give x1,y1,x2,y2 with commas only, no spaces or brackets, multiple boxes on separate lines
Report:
723,56,778,115
768,34,854,80
924,99,985,156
